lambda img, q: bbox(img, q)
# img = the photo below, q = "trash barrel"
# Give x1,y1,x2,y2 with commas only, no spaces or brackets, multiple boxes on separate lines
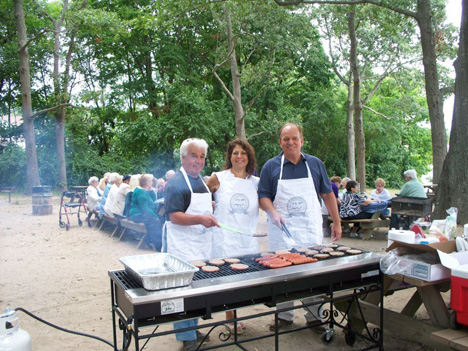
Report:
32,186,53,215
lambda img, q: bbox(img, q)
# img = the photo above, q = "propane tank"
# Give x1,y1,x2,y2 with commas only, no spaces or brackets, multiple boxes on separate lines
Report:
0,308,31,351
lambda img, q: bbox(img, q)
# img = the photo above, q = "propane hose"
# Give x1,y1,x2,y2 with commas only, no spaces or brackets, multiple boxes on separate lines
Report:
15,307,132,351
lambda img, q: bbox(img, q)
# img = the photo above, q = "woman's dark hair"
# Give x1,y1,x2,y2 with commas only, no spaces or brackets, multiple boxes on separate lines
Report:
346,180,358,192
223,138,257,176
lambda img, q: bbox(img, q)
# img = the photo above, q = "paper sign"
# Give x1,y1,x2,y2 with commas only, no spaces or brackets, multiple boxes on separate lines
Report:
161,298,184,315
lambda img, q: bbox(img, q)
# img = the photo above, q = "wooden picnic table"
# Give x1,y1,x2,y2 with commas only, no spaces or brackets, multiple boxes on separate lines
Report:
328,210,390,240
424,184,438,199
0,186,17,203
337,273,454,350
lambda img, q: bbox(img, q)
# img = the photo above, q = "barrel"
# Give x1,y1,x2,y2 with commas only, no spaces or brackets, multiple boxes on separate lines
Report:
32,186,53,215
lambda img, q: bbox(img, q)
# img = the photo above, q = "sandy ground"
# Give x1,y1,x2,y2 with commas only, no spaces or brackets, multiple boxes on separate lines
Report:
0,193,453,350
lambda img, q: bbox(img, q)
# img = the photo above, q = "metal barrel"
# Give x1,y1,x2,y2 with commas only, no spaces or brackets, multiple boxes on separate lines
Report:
32,186,53,215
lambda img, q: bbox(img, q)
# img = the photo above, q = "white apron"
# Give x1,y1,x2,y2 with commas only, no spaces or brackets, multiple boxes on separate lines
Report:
212,170,259,258
165,168,213,262
267,155,323,251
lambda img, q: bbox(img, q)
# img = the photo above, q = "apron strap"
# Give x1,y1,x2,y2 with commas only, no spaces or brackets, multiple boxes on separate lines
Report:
180,167,210,193
279,153,312,180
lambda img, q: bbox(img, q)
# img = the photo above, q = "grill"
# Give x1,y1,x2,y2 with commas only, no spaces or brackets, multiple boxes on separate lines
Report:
109,248,383,351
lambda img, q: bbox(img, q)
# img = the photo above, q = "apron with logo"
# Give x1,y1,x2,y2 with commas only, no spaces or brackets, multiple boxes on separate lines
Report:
212,170,259,258
165,167,213,262
267,155,323,251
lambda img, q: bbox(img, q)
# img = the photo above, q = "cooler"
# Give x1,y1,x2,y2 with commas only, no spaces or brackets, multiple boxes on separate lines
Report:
451,263,468,327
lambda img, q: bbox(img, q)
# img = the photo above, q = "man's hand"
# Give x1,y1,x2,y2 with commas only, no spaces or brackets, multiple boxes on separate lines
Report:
269,208,285,229
331,222,342,242
260,198,285,229
199,214,219,228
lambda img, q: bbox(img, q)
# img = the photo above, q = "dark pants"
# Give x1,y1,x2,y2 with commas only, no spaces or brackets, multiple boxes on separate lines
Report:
131,213,162,251
390,214,411,230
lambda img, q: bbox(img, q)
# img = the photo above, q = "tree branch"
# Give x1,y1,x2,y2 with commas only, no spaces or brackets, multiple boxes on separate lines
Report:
19,28,56,52
242,81,273,121
29,103,72,120
32,0,56,25
439,85,455,96
246,130,268,141
362,105,391,120
273,0,416,19
211,42,238,101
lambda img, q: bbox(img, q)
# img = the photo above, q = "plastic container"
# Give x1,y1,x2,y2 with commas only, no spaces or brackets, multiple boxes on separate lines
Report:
451,263,468,327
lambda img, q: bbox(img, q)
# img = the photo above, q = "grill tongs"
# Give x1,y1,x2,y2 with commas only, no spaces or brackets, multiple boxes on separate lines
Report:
281,222,298,246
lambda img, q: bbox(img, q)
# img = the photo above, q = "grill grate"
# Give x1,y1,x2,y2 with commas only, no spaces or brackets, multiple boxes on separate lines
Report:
193,254,268,281
114,270,142,289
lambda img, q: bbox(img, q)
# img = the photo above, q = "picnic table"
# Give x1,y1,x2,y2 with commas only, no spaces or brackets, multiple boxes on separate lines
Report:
336,273,454,350
424,184,438,199
0,186,17,203
328,210,390,240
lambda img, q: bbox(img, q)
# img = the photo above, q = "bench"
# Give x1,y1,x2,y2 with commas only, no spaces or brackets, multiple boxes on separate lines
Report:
0,186,17,203
329,211,390,240
96,214,120,236
118,219,147,249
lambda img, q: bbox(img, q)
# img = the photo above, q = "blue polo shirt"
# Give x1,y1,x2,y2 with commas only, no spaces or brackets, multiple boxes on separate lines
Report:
258,153,332,203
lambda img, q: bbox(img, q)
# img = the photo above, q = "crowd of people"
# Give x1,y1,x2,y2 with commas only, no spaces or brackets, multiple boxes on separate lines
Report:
86,171,173,251
85,122,428,351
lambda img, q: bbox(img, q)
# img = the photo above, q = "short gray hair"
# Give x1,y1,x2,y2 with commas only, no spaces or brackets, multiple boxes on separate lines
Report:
109,173,120,184
88,176,99,185
179,138,208,162
404,169,417,180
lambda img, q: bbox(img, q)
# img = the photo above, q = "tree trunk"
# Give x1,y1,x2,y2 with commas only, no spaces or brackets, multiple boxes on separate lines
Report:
348,10,366,191
13,0,40,193
52,4,68,193
416,0,447,184
346,77,356,179
224,5,245,140
433,0,468,224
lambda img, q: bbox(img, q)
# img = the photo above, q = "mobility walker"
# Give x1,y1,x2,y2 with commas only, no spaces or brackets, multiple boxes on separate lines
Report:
58,190,88,230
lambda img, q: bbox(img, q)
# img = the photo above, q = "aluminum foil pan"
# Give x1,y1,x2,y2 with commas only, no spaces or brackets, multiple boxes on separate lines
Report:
119,253,198,291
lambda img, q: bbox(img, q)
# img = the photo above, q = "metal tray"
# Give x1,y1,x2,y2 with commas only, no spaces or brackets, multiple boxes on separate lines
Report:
119,253,198,291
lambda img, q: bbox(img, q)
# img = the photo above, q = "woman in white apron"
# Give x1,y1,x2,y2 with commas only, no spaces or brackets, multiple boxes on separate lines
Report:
207,139,259,334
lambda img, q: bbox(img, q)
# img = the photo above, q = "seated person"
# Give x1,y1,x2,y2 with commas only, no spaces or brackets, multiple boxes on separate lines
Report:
370,178,392,216
339,177,351,201
104,174,122,218
86,176,102,213
98,172,118,219
390,169,427,229
339,180,382,234
129,173,162,251
111,174,131,217
322,176,342,237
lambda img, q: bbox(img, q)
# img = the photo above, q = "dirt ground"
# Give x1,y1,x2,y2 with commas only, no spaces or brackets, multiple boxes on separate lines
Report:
0,193,455,351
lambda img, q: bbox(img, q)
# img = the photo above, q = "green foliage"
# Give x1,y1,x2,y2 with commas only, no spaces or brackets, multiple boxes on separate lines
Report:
1,0,442,191
0,145,27,189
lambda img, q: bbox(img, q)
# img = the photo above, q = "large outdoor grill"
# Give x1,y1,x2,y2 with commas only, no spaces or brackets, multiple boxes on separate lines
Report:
109,248,384,351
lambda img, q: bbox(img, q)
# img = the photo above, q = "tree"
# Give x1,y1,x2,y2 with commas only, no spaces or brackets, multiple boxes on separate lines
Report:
314,4,420,189
13,0,40,192
274,0,456,184
434,0,468,224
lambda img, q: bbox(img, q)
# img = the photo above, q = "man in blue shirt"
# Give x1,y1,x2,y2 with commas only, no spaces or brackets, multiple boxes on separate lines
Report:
258,123,341,331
